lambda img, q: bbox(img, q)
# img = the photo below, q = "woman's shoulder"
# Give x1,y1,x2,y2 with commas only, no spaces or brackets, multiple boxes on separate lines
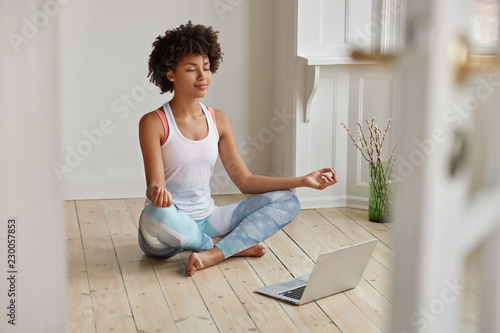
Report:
140,107,164,122
212,107,229,123
210,108,233,138
139,108,165,132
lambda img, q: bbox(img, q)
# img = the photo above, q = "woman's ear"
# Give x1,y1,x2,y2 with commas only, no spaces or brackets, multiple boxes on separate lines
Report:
166,70,174,82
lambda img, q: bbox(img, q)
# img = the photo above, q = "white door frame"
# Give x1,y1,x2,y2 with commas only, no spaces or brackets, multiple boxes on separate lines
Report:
392,0,500,332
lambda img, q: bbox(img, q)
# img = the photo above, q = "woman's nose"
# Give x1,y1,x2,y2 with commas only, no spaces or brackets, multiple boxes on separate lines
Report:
197,69,205,80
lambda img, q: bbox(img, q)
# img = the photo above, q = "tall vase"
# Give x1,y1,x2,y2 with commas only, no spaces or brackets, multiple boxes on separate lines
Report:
369,180,393,222
369,163,393,223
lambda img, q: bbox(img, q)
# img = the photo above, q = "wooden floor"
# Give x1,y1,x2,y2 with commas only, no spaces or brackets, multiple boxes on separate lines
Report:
65,194,393,333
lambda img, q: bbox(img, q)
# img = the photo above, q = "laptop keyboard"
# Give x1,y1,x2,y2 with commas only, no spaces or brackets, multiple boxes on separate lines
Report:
279,286,306,300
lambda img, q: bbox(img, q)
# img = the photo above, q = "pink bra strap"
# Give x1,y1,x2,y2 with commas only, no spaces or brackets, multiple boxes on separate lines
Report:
154,109,169,145
207,107,216,126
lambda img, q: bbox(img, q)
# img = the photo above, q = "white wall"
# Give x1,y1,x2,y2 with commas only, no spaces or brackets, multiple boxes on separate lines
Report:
271,0,296,177
1,1,65,331
56,0,274,199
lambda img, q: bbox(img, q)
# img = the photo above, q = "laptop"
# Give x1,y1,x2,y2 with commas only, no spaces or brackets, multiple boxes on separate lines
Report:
254,239,377,305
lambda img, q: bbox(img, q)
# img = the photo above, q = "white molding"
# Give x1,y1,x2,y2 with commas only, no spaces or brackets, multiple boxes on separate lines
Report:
297,195,347,209
355,75,397,187
298,0,375,57
298,56,375,123
345,195,369,209
345,0,350,45
330,75,339,170
304,64,320,122
357,76,367,187
381,0,406,53
297,55,374,65
319,0,349,46
296,194,369,210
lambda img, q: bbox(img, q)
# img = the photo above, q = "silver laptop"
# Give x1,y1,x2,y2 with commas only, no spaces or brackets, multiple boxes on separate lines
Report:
254,239,377,305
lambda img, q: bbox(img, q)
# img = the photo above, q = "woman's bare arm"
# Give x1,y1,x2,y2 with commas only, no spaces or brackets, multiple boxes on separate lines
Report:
139,111,172,207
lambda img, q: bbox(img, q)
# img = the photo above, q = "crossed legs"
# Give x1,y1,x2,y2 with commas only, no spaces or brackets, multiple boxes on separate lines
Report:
138,190,301,275
185,190,300,275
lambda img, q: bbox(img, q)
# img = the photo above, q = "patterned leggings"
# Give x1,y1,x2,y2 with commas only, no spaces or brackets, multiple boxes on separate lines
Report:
138,190,301,259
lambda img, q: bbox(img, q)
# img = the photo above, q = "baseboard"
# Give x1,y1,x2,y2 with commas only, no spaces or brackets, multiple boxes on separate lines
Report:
345,195,369,210
294,189,370,210
296,195,347,209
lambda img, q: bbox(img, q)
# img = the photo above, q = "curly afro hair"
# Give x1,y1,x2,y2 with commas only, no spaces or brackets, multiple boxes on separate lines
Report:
148,21,223,94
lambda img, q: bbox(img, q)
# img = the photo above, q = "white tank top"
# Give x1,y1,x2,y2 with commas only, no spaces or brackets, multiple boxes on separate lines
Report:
158,102,219,220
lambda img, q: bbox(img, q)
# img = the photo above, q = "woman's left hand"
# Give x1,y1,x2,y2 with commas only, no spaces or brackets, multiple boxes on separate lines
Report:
303,167,337,190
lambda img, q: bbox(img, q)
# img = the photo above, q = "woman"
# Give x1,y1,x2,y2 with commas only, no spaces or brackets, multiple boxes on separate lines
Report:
139,21,337,276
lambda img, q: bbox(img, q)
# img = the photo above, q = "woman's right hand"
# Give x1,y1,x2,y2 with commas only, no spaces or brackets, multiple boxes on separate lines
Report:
148,185,173,208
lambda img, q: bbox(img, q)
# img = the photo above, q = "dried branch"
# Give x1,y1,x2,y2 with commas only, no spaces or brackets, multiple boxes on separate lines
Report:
342,118,398,181
341,122,371,162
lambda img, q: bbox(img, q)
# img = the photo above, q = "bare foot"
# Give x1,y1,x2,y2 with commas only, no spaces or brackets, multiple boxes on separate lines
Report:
185,247,224,276
233,243,267,257
185,243,267,276
212,237,222,245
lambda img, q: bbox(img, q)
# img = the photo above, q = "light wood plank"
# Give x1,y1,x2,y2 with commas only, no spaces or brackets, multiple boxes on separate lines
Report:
100,199,143,262
179,251,258,332
287,209,355,249
339,207,393,248
152,254,219,333
345,278,392,331
65,200,96,333
124,197,145,229
76,200,137,333
218,257,301,333
101,199,178,333
316,292,384,333
265,228,315,275
317,208,394,272
364,258,393,302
